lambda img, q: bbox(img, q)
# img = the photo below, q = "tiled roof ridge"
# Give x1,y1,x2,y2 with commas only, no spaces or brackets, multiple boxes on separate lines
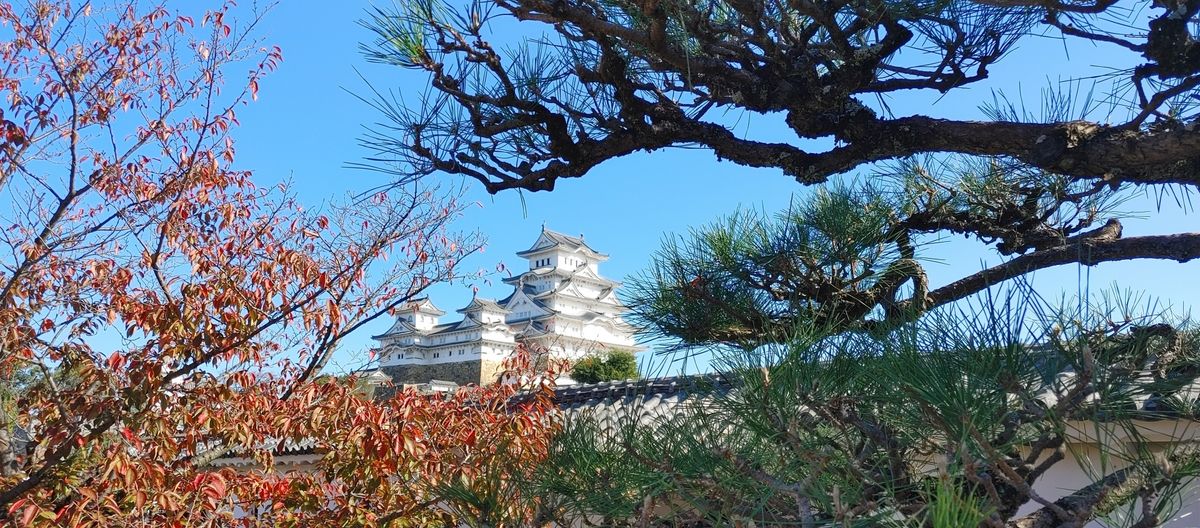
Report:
547,373,738,406
458,296,510,314
542,228,586,248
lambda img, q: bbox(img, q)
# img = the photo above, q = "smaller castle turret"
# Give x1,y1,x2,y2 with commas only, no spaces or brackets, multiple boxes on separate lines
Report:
395,298,444,331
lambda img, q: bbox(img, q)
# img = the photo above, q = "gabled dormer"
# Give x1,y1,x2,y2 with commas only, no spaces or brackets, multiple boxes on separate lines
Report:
395,297,445,331
457,297,511,325
377,317,418,338
501,287,552,323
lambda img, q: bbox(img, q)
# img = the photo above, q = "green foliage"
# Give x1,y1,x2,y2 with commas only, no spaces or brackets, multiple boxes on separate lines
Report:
0,364,37,411
925,477,994,528
0,363,74,420
570,349,640,384
627,185,910,348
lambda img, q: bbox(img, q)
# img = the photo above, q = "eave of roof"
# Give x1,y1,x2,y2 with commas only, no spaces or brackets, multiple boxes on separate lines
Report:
502,267,617,287
385,337,518,353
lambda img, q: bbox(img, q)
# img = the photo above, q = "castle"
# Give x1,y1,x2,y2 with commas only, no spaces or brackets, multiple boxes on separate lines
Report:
373,228,641,387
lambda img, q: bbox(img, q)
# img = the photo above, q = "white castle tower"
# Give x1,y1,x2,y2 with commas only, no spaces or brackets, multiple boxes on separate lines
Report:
373,228,641,387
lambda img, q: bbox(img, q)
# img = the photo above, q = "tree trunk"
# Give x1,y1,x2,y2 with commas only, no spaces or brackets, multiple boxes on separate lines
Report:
0,410,15,477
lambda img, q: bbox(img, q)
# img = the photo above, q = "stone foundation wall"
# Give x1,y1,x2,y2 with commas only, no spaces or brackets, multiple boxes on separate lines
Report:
383,361,483,387
377,359,510,398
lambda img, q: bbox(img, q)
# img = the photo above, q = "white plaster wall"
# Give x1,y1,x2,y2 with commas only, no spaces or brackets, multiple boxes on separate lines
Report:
479,311,505,324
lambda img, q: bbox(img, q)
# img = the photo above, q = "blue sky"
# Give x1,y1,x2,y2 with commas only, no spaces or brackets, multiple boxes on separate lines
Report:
229,2,1200,374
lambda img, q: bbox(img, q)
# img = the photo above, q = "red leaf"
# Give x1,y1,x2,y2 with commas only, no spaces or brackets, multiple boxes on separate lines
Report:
6,499,26,518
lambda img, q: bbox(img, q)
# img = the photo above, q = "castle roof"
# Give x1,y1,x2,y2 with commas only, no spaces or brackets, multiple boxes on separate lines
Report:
529,277,620,303
376,316,515,341
516,227,609,260
508,317,551,338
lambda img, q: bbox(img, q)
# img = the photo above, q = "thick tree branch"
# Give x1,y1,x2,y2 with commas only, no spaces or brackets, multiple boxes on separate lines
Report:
1007,466,1133,528
922,230,1200,310
795,117,1200,187
663,224,1200,344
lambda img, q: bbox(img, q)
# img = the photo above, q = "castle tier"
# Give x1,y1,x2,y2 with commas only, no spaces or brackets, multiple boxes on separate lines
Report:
373,228,641,387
